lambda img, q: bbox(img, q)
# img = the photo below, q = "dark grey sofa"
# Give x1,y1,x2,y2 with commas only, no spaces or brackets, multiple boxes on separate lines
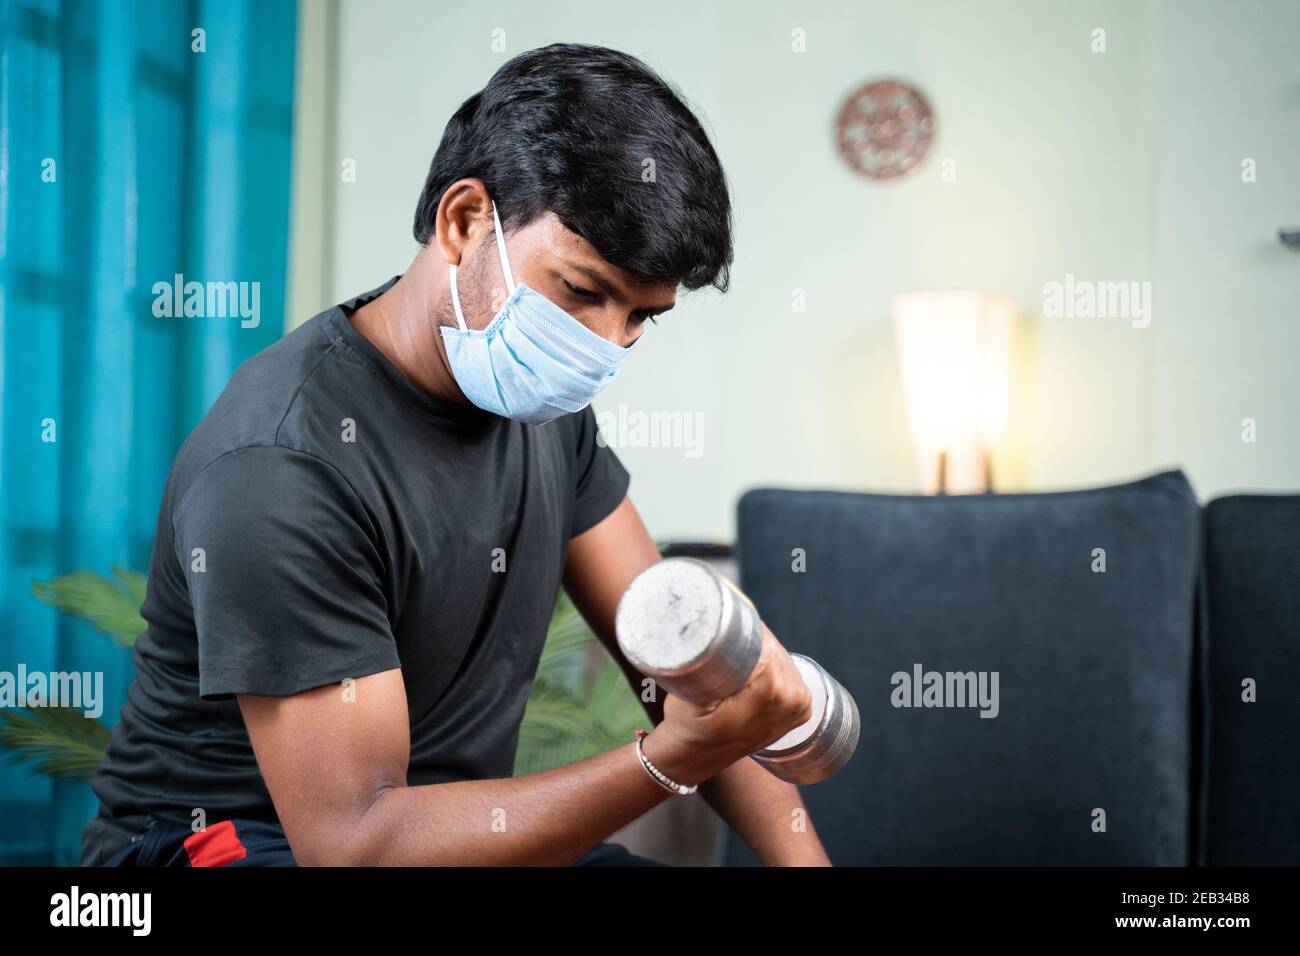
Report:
718,471,1298,866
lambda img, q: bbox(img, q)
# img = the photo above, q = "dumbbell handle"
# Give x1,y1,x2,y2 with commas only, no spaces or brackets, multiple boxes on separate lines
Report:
614,558,860,784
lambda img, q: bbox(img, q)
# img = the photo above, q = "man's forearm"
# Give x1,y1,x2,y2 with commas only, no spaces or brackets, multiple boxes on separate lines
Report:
631,652,832,865
329,734,694,866
700,758,832,866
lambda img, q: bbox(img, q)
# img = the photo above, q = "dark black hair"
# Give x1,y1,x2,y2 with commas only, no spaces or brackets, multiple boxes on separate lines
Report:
413,43,732,293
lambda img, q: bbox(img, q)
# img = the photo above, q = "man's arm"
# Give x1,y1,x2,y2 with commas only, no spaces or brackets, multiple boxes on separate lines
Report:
236,490,814,867
201,442,810,865
563,495,833,866
238,668,695,866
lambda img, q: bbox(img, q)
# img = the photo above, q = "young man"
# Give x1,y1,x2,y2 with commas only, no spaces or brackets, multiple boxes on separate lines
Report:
81,43,830,867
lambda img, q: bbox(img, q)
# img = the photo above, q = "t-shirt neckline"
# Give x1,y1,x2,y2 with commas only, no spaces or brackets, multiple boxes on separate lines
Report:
325,275,502,429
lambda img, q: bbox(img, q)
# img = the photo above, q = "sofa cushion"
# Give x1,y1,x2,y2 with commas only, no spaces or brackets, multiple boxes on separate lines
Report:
721,470,1199,865
1201,495,1300,865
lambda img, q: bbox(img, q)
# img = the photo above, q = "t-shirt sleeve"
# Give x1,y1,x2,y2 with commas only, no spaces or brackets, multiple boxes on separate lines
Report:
173,445,401,701
570,405,631,537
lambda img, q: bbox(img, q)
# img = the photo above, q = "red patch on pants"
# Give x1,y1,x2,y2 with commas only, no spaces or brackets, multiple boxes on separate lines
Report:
184,820,247,867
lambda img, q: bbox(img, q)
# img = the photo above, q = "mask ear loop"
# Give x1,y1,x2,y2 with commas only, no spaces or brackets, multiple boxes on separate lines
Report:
448,263,468,331
490,201,516,294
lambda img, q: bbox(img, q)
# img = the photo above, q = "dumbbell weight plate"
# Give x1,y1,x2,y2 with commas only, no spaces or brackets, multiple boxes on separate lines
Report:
752,654,861,785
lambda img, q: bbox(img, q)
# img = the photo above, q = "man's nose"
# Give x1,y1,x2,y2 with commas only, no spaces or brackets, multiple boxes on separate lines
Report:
584,311,639,349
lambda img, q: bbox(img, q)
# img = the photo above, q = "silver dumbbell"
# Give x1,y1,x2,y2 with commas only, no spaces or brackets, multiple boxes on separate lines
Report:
614,558,860,784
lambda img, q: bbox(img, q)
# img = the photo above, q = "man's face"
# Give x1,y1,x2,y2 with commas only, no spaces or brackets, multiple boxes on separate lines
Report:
454,211,677,349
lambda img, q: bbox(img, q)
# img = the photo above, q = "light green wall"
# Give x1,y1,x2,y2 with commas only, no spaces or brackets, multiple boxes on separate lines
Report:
289,0,1299,539
1147,0,1300,495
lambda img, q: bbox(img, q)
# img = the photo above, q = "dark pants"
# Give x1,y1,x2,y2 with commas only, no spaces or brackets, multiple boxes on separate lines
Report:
98,817,296,867
95,816,668,867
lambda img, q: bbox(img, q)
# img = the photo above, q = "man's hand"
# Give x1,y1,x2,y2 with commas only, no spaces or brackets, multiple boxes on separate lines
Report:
564,495,834,865
646,628,813,786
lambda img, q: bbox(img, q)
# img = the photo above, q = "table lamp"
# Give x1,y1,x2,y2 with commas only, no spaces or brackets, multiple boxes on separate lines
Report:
892,290,1015,494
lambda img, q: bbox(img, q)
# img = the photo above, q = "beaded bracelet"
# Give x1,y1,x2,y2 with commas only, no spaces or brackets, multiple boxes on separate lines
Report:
634,729,698,795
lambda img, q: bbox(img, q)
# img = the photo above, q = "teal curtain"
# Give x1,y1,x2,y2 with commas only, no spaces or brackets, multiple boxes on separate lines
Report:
0,0,297,863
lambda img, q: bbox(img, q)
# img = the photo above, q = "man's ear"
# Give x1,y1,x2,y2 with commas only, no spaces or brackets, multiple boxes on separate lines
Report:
433,179,493,267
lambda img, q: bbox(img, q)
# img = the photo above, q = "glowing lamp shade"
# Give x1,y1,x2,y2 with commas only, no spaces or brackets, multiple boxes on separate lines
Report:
892,290,1015,494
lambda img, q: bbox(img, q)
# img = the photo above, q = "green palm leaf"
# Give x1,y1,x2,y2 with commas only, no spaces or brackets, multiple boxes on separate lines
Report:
115,567,148,609
516,684,609,774
516,590,652,775
520,684,600,739
0,707,110,780
589,661,646,742
534,592,597,697
32,568,147,647
538,593,596,662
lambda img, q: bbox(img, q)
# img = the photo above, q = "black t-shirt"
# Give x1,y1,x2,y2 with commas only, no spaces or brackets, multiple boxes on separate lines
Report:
80,277,631,864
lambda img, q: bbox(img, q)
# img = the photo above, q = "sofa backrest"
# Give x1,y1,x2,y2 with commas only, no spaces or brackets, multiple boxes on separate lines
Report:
721,470,1200,865
1200,494,1300,866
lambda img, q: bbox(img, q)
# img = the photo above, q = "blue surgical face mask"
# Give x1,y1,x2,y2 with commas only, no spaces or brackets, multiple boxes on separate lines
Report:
439,202,638,425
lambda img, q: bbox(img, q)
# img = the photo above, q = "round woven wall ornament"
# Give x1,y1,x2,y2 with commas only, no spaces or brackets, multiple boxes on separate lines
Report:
835,79,935,180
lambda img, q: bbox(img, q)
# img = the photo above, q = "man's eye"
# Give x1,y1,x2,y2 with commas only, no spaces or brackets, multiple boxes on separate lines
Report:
562,279,598,300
